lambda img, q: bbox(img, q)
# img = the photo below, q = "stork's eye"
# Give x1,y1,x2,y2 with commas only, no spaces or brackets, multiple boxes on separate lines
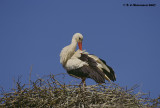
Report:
79,37,81,40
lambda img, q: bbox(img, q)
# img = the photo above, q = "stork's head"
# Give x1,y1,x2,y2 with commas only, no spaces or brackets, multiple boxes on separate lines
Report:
72,33,83,50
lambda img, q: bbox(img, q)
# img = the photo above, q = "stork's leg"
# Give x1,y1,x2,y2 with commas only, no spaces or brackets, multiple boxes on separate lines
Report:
82,78,86,87
79,78,86,91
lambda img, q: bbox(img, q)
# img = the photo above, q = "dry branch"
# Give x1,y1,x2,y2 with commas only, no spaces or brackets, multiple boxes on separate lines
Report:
0,74,160,108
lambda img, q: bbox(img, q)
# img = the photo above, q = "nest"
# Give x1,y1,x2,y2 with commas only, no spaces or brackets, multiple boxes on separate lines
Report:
0,74,160,108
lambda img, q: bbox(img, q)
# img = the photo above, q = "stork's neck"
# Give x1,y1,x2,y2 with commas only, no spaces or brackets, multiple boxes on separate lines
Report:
60,39,77,67
67,39,77,58
71,39,77,51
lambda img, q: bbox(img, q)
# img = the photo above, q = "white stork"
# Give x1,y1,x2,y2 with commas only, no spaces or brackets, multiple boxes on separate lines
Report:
60,33,116,87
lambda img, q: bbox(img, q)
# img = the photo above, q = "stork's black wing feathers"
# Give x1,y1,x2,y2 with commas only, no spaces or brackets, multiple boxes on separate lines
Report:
67,65,105,83
78,53,106,83
79,54,97,67
100,58,116,81
67,53,116,83
79,54,116,82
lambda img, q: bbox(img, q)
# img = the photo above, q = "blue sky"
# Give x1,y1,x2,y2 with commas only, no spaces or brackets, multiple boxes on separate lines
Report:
0,0,160,98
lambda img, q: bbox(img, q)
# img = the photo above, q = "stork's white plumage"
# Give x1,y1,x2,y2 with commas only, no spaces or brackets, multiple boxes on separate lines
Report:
60,33,116,87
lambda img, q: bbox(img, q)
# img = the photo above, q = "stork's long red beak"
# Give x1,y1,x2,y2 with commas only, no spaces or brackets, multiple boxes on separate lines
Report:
78,41,82,50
